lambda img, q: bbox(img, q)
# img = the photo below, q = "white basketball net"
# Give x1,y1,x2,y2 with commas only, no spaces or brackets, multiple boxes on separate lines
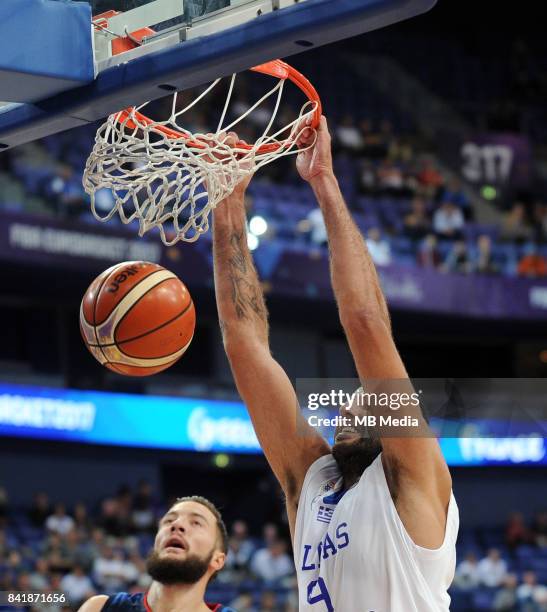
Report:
83,72,318,245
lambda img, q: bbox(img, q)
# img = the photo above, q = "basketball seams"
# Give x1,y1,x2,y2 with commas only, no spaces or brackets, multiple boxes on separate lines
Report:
91,263,124,366
93,264,164,326
95,269,177,345
87,299,194,351
109,336,193,367
114,318,194,360
113,274,187,344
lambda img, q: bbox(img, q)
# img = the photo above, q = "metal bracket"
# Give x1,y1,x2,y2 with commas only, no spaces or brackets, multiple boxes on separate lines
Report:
273,0,305,8
104,0,184,37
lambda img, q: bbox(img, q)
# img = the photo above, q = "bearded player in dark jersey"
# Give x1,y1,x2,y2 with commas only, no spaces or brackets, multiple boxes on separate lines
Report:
78,496,235,612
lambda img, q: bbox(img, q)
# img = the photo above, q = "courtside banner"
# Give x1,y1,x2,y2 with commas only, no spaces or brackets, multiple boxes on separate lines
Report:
0,383,260,453
0,382,546,465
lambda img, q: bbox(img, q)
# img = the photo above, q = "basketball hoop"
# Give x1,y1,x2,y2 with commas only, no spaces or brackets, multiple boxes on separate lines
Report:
83,48,321,245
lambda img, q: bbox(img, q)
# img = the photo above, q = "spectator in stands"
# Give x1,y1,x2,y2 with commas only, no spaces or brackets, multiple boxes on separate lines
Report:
516,571,547,610
220,530,254,585
500,202,534,243
403,197,431,241
260,591,279,612
359,119,387,159
116,485,133,519
82,527,107,567
440,177,472,219
472,234,499,275
16,572,32,592
127,549,151,590
417,157,445,198
251,539,294,585
532,511,547,548
231,520,255,560
517,242,547,277
441,240,471,274
453,551,480,591
42,532,73,574
477,548,508,588
306,207,328,247
131,479,156,533
93,544,130,595
4,549,22,577
29,557,50,590
493,573,518,611
29,492,51,528
433,201,465,240
366,227,392,266
262,523,279,547
73,501,92,534
505,511,532,550
335,115,363,154
45,164,86,217
64,527,90,569
99,497,130,538
229,591,254,612
358,160,377,195
377,159,406,197
46,503,75,536
60,563,95,607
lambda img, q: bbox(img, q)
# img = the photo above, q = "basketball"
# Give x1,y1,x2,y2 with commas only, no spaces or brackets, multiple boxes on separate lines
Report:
79,261,195,376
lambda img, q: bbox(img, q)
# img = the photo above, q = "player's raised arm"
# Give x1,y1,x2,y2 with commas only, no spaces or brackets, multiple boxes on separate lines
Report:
297,117,452,548
212,137,329,532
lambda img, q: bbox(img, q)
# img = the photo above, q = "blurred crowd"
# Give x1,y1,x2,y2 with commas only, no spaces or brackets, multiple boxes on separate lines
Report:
1,108,546,280
0,484,298,612
452,512,547,612
298,116,547,278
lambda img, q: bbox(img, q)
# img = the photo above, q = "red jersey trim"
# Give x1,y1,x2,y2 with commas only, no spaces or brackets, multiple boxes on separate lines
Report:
143,592,222,612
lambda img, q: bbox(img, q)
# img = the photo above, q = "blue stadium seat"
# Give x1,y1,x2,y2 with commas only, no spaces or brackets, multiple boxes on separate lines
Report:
472,587,497,610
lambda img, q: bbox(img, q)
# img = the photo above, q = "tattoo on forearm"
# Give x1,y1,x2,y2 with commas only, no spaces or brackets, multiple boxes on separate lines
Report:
227,230,267,322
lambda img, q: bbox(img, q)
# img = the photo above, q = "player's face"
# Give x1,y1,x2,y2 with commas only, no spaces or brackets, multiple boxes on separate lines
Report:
155,501,219,560
146,501,225,585
332,403,381,479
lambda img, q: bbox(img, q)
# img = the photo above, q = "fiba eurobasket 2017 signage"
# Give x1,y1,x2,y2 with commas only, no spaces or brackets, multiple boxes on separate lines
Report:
460,133,532,188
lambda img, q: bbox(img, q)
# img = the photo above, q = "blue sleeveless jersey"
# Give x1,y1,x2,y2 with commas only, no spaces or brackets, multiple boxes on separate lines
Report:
102,592,235,612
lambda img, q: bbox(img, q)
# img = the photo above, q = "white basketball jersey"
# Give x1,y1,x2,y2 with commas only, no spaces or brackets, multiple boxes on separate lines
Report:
294,453,459,612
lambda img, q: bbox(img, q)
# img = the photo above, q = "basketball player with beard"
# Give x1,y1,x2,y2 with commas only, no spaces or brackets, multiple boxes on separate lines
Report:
213,119,458,611
78,496,234,612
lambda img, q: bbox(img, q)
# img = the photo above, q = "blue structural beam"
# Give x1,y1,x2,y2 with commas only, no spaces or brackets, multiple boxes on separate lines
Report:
0,0,436,149
0,0,94,103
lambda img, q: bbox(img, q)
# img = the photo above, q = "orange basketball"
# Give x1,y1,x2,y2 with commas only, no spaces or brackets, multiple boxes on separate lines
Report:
79,261,195,377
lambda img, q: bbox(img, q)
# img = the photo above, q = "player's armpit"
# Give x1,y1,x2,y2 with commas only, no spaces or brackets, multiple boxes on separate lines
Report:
382,441,452,549
77,595,109,612
224,338,330,507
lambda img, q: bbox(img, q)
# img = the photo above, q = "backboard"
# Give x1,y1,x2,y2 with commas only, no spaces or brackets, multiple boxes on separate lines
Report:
0,0,437,150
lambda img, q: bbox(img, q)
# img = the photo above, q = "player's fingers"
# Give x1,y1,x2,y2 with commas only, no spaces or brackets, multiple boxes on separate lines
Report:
221,131,239,147
296,127,314,147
